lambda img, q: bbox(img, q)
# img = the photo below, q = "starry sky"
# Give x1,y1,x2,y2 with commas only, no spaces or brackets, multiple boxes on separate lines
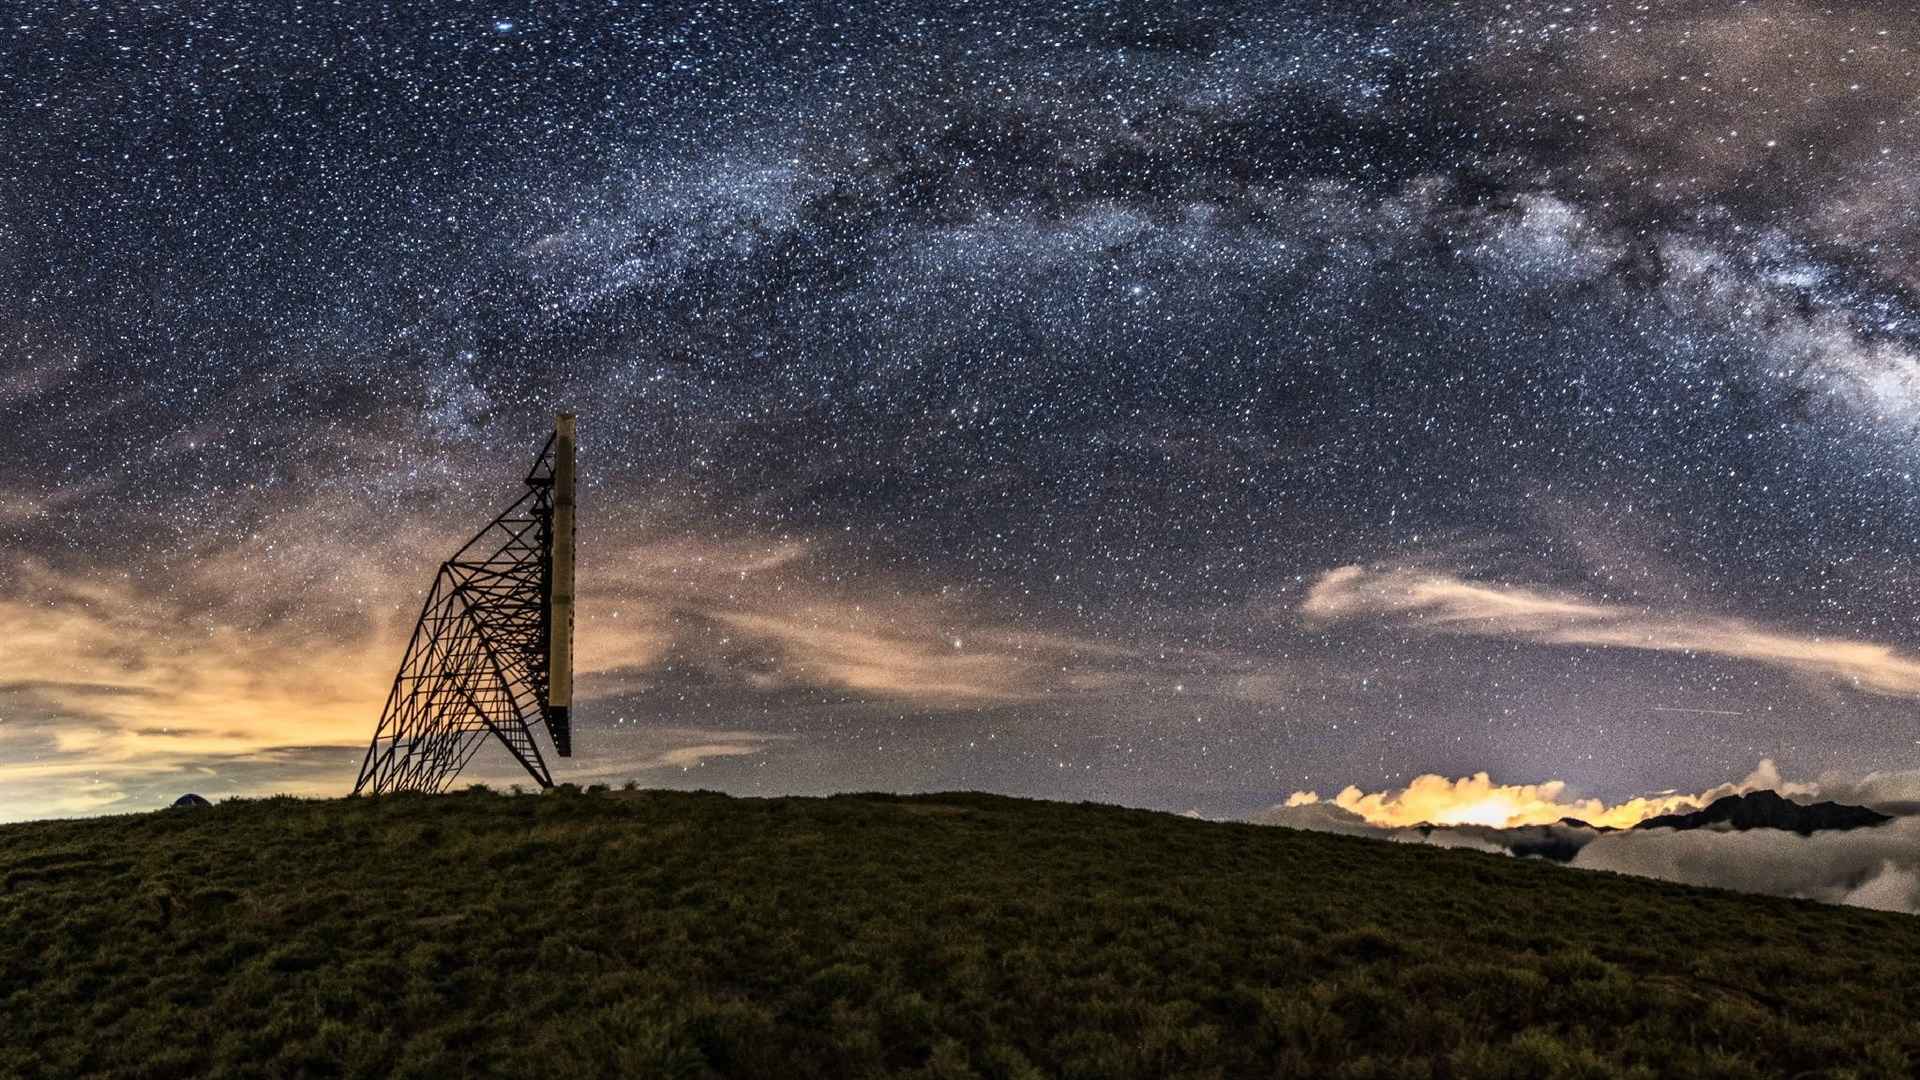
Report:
3,0,1919,822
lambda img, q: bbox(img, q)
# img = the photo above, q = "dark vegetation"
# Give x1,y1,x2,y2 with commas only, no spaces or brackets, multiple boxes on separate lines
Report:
4,787,1920,1079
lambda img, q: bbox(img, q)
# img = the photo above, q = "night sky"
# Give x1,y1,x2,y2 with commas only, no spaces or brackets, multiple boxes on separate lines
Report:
3,1,1919,823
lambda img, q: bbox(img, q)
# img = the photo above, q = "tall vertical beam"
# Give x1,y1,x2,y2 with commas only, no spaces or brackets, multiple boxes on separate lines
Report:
547,413,576,756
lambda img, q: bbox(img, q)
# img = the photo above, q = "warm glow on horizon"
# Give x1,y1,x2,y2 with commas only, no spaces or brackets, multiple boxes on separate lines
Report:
1283,761,1810,831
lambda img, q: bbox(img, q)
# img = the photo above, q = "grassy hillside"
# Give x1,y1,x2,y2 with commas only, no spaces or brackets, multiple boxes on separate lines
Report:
4,788,1919,1080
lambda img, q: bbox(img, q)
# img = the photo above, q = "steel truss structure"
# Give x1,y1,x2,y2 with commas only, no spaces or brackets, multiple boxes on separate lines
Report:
354,418,576,794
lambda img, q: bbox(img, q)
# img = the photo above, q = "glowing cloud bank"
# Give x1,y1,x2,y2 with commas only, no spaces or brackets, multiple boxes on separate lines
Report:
1283,760,1811,830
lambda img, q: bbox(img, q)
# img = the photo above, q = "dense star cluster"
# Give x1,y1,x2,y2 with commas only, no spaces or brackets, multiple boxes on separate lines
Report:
1,1,1917,820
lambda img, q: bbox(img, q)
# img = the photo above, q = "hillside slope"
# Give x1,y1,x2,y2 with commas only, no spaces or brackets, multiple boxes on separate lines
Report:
3,788,1919,1079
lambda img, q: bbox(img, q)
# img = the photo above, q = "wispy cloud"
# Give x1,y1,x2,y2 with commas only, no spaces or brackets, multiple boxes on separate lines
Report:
0,560,395,763
646,737,785,770
586,536,1152,705
1303,565,1920,697
0,516,1161,820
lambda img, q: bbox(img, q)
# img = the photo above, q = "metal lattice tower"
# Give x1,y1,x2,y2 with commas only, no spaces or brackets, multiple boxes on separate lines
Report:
354,415,577,794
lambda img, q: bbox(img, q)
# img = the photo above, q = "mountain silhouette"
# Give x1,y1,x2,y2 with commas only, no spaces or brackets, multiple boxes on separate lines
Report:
1633,790,1890,836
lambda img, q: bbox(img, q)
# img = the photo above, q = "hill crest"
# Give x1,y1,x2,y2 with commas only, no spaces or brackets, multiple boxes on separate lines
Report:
4,787,1919,1077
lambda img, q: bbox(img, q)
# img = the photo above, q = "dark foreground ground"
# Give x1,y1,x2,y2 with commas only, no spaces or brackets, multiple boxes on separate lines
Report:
3,788,1919,1079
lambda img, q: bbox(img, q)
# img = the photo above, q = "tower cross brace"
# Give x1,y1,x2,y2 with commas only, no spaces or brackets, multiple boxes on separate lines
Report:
355,416,576,794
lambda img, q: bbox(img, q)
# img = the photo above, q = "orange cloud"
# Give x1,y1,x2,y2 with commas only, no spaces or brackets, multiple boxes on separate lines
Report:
0,513,1156,820
0,524,1084,773
1285,760,1812,830
0,560,396,763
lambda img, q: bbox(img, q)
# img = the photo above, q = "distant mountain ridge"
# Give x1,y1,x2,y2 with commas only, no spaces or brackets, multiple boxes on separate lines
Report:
1384,791,1893,865
1633,790,1890,835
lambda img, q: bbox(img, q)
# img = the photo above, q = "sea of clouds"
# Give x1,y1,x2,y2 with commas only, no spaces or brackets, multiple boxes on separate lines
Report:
1251,762,1920,914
